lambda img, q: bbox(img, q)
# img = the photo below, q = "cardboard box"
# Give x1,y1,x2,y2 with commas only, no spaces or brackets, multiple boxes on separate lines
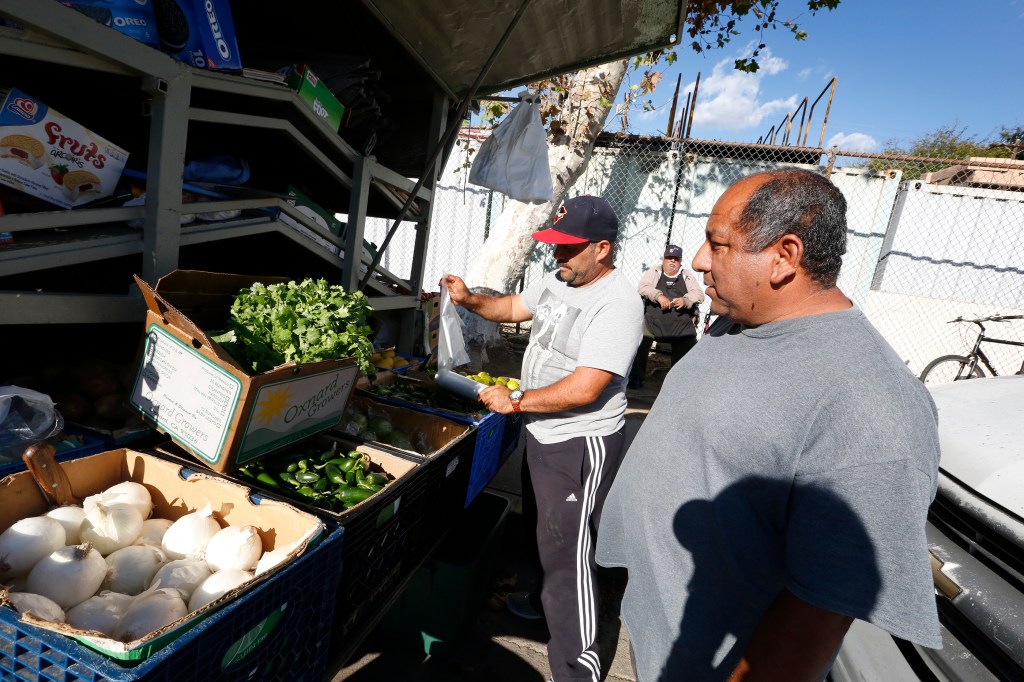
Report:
129,270,361,473
0,448,326,661
284,64,346,132
339,394,472,459
284,184,343,236
159,0,242,72
0,86,129,208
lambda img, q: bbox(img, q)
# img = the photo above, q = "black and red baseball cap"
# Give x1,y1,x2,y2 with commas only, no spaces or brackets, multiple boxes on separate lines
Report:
532,195,619,245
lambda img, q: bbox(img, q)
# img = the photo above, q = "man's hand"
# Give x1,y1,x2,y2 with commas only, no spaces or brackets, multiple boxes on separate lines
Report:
658,293,672,311
479,385,514,414
671,297,689,311
443,274,473,307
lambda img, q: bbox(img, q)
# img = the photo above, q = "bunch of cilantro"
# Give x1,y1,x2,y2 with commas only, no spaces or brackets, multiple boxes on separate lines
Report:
210,279,375,374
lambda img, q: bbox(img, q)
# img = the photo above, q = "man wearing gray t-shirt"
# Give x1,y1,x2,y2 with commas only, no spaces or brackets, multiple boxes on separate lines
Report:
445,195,643,682
596,169,941,681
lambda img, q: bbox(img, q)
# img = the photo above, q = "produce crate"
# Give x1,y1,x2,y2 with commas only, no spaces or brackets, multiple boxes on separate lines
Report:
0,429,105,478
375,491,511,656
0,448,339,681
356,372,512,503
336,395,475,517
0,526,344,681
324,437,471,666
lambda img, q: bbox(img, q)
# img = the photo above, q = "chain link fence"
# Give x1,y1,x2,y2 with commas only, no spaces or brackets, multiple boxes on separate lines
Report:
375,132,1024,382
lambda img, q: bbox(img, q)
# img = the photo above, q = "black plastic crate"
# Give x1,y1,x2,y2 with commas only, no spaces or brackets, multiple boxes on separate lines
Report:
326,439,468,665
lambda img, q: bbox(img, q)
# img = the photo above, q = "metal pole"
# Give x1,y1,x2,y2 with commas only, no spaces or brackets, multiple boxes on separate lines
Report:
359,0,534,291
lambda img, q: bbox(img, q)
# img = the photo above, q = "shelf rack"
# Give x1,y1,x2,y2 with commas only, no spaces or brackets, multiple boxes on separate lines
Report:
0,0,448,349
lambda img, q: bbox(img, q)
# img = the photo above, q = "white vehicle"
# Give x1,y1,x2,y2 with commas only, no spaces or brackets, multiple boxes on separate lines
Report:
831,375,1024,681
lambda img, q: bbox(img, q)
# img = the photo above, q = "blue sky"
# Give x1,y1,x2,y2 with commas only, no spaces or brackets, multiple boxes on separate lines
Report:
618,0,1024,151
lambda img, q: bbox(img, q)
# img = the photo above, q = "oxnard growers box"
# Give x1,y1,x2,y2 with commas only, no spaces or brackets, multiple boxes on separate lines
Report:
129,270,360,473
0,87,129,208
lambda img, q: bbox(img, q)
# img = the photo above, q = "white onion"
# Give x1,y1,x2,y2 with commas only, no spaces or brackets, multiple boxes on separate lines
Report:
187,569,252,612
148,559,212,600
44,506,86,545
161,504,220,560
86,482,153,520
80,502,143,556
0,516,66,579
205,526,262,572
254,538,303,577
26,543,107,609
115,588,187,642
8,591,65,623
67,591,133,636
104,545,167,596
135,518,173,547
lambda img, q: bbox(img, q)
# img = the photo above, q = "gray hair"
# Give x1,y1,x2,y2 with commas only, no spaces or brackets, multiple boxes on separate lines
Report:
739,169,848,287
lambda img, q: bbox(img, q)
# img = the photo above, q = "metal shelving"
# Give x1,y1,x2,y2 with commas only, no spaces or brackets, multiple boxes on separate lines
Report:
0,0,442,338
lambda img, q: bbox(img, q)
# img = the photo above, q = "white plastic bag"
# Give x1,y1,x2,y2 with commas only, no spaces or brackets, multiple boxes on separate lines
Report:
434,288,485,399
469,92,553,203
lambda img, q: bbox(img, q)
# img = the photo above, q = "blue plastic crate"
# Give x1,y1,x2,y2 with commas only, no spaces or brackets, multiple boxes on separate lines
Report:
0,526,344,682
462,411,505,507
0,429,106,479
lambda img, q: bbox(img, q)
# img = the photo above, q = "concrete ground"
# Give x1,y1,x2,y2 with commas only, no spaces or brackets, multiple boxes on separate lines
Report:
330,340,670,682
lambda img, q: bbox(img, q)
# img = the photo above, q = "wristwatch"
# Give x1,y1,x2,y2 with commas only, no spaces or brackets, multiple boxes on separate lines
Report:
509,388,525,413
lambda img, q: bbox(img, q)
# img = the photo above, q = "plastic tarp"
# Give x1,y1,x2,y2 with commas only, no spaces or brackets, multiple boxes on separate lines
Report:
360,0,686,98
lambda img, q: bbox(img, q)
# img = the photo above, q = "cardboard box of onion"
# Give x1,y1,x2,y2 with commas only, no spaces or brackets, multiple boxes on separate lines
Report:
0,447,344,679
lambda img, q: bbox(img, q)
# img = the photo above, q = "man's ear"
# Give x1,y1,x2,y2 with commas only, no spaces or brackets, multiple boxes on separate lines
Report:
770,234,803,284
593,240,613,260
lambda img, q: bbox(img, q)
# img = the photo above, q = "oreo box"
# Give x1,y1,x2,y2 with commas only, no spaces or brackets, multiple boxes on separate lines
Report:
0,86,129,209
61,0,160,49
153,0,242,71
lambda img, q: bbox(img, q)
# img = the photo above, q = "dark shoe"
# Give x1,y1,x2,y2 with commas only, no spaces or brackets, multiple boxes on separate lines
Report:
506,591,544,621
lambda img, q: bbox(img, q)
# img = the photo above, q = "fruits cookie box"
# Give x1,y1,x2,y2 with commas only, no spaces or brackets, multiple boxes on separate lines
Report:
0,87,129,208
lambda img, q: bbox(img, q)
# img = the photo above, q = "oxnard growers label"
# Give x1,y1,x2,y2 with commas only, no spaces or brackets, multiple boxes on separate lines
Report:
131,325,242,464
235,364,358,464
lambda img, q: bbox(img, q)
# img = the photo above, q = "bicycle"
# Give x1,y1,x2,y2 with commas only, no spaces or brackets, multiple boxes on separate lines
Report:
919,314,1024,385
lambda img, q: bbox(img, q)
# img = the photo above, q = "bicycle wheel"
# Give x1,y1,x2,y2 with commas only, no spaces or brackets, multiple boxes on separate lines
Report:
919,355,986,385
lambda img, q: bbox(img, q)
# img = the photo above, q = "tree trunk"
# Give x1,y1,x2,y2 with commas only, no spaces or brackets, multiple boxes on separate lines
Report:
466,59,630,293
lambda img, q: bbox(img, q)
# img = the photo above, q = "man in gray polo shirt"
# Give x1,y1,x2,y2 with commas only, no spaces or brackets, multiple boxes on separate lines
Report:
596,169,941,681
445,195,643,682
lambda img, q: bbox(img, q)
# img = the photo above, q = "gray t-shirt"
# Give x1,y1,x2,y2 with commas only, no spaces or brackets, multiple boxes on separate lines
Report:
520,269,643,444
595,307,942,682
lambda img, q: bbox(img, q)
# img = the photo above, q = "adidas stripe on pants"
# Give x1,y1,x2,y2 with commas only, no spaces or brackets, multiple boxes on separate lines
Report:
523,428,627,682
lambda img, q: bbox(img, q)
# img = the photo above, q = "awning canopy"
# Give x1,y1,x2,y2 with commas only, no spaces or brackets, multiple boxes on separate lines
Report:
360,0,687,99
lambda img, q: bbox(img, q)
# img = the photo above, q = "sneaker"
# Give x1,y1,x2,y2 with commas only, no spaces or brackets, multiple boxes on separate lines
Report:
506,591,545,621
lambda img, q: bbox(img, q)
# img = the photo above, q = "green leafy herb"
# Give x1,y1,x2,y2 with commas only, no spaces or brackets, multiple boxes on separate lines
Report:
210,279,374,374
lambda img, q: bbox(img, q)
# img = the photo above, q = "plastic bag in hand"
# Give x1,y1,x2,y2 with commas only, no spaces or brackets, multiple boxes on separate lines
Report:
469,92,553,203
435,288,484,399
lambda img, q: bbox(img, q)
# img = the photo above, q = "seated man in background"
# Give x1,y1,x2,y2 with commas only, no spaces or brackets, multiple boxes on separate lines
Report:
627,243,705,389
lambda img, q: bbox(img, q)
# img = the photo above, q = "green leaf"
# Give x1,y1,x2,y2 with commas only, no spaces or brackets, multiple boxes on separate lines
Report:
212,278,375,374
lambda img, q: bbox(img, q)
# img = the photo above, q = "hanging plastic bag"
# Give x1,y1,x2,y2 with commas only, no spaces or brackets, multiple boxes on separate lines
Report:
469,91,553,203
434,287,485,399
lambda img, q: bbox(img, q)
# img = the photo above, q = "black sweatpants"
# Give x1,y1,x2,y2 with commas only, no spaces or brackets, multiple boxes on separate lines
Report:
522,428,627,682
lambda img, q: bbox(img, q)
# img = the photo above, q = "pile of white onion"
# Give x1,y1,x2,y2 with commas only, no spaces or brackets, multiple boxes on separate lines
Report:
0,481,294,644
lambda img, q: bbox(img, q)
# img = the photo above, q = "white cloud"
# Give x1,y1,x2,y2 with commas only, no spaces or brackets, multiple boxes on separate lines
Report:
798,68,812,80
826,132,878,152
684,49,798,134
